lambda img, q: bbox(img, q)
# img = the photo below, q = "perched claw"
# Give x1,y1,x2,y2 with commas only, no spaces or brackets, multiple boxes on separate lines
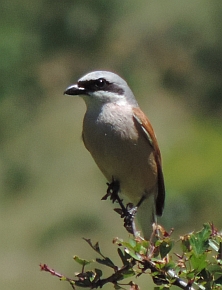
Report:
103,179,139,237
102,179,120,202
123,203,138,236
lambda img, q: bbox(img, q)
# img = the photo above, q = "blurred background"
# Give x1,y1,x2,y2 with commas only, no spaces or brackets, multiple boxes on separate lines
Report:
1,0,222,289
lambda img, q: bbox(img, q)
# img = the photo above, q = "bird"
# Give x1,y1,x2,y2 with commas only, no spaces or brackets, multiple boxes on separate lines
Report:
64,71,165,240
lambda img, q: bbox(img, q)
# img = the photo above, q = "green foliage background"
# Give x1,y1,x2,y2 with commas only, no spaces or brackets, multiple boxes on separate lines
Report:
1,1,222,289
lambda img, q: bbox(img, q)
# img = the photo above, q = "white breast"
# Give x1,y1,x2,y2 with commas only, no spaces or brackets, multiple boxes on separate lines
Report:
82,102,157,204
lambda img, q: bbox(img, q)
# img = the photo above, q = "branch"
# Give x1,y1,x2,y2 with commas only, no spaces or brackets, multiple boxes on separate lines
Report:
40,184,222,290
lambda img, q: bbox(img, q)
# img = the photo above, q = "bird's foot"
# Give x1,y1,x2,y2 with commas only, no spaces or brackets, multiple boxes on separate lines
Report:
123,203,138,236
102,179,139,237
103,179,128,216
115,202,138,237
102,178,120,203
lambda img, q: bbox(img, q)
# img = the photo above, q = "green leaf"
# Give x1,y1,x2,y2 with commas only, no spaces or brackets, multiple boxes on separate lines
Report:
190,253,208,272
128,238,137,249
189,224,211,256
121,239,148,261
122,269,135,279
181,234,191,253
134,240,149,256
118,238,147,254
163,260,176,272
159,239,174,259
186,270,195,280
207,264,222,281
124,247,142,261
201,223,212,239
73,255,94,266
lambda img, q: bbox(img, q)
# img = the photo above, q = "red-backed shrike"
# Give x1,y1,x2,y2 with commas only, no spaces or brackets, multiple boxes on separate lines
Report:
64,71,165,239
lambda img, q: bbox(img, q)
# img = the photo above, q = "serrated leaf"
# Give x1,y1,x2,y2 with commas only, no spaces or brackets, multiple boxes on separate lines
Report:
128,238,137,249
118,248,131,266
119,239,145,261
94,268,103,278
94,242,101,253
122,269,135,279
75,271,95,287
207,264,222,281
163,260,176,272
83,238,104,257
73,255,94,266
122,238,144,253
96,257,116,269
124,247,142,261
114,208,123,215
159,239,174,259
202,223,212,239
186,270,195,280
189,225,211,256
190,253,208,272
120,241,134,250
76,271,94,279
92,268,103,283
83,238,100,252
133,241,148,256
181,234,191,253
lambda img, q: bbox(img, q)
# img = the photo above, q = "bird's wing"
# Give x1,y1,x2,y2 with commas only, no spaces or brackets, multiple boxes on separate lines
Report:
132,107,165,216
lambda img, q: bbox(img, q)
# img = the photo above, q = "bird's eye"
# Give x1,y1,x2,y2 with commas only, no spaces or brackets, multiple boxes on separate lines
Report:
94,78,107,89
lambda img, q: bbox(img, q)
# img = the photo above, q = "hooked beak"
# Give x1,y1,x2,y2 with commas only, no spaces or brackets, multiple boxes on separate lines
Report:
64,84,87,96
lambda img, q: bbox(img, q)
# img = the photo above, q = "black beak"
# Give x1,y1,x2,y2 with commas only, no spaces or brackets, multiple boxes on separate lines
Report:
64,84,87,96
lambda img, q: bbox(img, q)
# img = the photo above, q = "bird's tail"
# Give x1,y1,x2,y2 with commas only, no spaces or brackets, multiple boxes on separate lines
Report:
136,194,157,240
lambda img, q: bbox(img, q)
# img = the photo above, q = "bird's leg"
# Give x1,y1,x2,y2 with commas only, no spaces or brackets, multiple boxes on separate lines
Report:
102,178,126,213
123,203,138,236
102,178,138,237
136,194,146,207
123,195,148,237
136,194,159,242
102,178,121,204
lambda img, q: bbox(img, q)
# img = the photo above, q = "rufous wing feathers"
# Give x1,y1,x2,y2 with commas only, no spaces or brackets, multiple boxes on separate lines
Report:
132,107,165,216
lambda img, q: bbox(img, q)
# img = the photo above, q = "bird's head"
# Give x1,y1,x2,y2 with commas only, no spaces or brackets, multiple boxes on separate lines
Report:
64,71,138,108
